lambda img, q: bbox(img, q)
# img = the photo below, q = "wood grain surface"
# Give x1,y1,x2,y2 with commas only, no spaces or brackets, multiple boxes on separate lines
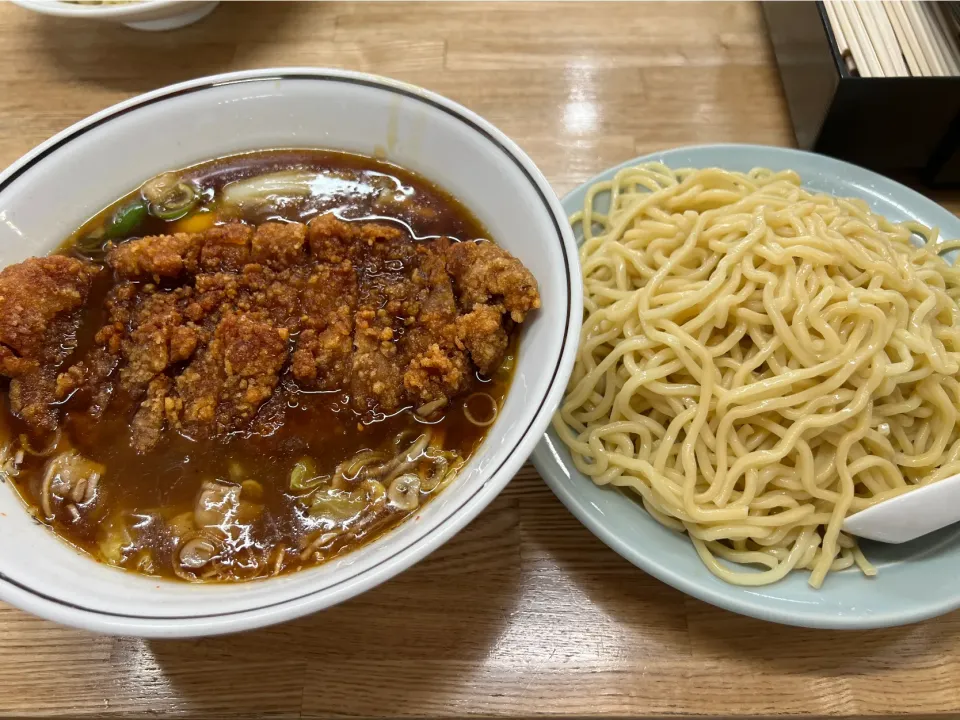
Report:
1,2,960,718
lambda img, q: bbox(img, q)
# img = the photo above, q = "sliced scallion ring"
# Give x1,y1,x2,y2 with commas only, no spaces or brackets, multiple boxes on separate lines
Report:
148,182,199,221
141,171,200,221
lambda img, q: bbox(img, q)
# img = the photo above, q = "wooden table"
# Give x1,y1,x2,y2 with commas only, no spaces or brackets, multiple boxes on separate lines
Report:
2,2,960,717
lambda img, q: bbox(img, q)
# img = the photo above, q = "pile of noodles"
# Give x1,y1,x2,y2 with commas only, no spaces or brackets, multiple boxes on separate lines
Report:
553,163,960,588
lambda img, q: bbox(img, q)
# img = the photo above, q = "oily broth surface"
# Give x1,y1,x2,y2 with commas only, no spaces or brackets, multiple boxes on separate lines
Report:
3,149,517,582
65,149,482,246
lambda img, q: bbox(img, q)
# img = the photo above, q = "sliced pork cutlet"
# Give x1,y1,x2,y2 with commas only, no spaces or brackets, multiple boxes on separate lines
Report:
401,238,471,407
198,223,254,273
445,240,541,322
173,312,289,442
251,221,307,270
446,240,540,376
108,223,257,281
291,260,357,391
55,281,137,418
307,213,405,265
107,232,202,281
347,222,421,415
0,256,99,433
117,285,201,398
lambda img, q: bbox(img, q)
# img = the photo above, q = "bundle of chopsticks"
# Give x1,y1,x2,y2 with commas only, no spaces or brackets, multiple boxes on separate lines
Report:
823,1,960,77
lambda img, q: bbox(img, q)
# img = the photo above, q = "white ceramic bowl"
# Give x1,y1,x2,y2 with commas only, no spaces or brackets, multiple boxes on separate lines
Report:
0,68,580,637
11,0,219,31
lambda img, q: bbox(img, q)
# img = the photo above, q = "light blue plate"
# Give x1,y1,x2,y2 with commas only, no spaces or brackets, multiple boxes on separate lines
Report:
532,144,960,629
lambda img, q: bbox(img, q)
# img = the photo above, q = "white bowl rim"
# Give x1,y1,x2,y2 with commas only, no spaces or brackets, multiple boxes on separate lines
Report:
11,0,183,19
0,67,581,636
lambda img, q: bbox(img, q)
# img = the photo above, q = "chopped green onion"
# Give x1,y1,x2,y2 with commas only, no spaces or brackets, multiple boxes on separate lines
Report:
290,457,324,491
308,488,366,524
148,182,198,221
104,201,147,239
141,171,200,221
141,172,179,205
75,227,108,258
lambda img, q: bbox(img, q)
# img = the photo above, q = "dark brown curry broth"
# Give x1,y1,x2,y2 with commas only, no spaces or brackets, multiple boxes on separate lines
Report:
3,149,517,582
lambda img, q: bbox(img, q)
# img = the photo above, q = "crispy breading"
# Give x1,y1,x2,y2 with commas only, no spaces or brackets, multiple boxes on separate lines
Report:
199,223,253,273
108,233,201,279
251,222,307,269
0,256,98,431
119,287,198,396
227,264,305,330
131,375,172,453
108,223,258,279
455,303,510,377
402,240,470,404
0,256,98,360
220,314,289,427
291,262,357,389
349,227,421,413
4,217,540,441
9,369,59,433
307,214,404,263
446,240,540,322
176,313,289,440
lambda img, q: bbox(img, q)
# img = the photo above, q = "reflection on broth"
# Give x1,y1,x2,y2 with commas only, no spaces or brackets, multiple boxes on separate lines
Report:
0,149,539,582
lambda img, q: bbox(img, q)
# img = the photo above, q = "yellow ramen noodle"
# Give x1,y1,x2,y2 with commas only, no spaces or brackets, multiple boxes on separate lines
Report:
553,163,960,588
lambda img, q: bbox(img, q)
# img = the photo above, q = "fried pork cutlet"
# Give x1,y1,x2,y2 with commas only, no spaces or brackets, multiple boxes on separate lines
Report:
2,215,540,449
402,239,471,404
445,239,540,322
446,239,539,377
0,256,99,432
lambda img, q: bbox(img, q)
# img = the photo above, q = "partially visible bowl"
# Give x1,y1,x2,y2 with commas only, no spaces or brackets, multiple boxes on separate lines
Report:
0,68,580,636
11,0,218,31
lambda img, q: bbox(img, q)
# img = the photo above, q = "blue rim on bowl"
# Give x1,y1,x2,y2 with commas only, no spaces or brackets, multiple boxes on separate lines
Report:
532,143,960,630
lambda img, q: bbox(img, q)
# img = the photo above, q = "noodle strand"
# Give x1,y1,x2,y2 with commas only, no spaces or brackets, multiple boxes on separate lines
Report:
555,164,960,588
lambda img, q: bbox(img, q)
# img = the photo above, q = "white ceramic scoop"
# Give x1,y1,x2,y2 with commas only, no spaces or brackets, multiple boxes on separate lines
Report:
842,473,960,543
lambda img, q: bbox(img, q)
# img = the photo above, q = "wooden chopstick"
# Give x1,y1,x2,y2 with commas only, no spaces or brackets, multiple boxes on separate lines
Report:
890,0,934,76
824,1,859,74
864,1,909,75
827,1,960,79
929,1,960,75
835,1,883,77
856,1,900,75
904,0,948,75
918,1,955,74
883,1,923,76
